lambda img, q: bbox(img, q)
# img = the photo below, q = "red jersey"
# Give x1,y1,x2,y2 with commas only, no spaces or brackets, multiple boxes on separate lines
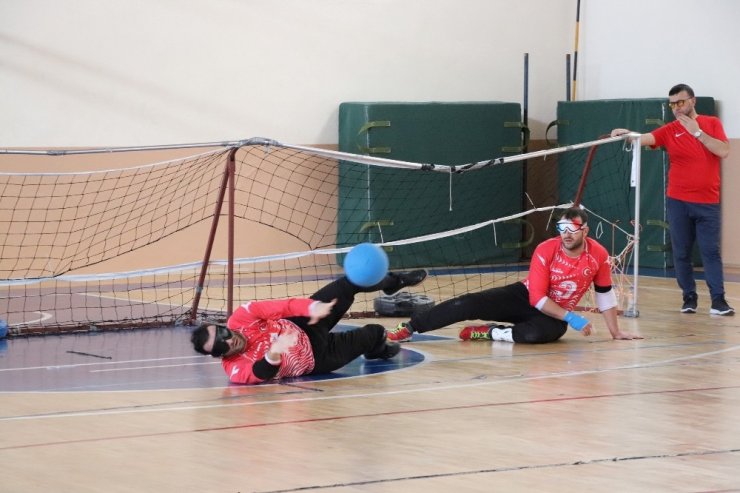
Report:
222,298,316,384
651,115,727,203
523,237,612,311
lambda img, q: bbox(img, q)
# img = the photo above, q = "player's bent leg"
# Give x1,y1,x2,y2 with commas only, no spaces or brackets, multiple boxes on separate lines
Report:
409,289,501,334
311,324,397,374
511,317,567,344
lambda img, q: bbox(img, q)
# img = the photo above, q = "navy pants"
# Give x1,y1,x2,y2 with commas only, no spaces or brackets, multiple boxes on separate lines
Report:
666,197,725,300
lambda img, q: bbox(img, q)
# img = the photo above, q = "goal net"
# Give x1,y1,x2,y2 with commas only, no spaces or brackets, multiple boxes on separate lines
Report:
0,136,637,336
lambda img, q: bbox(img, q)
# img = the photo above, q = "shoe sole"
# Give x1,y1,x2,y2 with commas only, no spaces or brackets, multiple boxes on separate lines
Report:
709,309,735,316
389,336,412,342
680,308,697,313
382,270,429,296
386,331,412,343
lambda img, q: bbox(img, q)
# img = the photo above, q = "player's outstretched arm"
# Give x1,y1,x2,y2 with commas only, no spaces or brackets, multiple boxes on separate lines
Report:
308,299,337,324
601,307,643,340
611,128,656,147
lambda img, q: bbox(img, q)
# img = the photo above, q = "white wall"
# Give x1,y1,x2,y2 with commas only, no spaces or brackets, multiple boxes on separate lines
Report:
578,0,739,137
1,0,576,147
578,0,740,267
3,0,740,266
3,1,738,145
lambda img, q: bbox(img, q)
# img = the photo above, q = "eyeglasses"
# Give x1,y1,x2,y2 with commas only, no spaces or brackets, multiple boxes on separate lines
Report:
556,221,586,234
668,97,693,109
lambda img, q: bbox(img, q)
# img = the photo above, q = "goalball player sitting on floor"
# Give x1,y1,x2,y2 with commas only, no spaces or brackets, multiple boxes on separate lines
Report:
191,269,426,384
386,207,642,344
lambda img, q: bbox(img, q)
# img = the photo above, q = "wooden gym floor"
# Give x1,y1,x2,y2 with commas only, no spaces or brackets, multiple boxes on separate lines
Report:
1,274,740,492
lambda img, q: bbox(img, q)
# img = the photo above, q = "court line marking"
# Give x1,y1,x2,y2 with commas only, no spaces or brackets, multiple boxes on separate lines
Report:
2,343,738,422
253,447,740,493
0,355,207,372
10,311,53,326
0,336,714,374
89,362,219,372
86,348,432,376
2,383,740,452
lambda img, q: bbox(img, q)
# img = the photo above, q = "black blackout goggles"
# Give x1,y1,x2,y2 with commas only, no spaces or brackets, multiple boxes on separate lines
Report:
211,324,233,357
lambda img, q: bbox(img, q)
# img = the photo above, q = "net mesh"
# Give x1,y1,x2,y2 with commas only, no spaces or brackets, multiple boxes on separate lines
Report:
0,137,635,335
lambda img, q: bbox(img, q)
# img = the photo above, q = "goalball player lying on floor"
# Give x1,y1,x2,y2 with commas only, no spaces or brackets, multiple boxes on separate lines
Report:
191,270,426,384
386,207,642,344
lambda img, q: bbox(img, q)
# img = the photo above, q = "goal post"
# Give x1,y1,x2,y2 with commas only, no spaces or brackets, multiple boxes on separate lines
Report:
0,134,641,335
626,132,642,317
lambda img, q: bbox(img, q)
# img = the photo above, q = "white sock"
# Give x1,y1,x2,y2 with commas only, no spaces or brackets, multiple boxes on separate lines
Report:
489,327,514,342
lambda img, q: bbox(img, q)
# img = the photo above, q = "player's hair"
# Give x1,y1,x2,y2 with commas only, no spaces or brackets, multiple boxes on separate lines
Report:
560,207,588,225
190,324,212,355
669,83,694,97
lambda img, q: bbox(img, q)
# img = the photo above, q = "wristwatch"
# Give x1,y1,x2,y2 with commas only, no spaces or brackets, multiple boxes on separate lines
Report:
693,129,703,138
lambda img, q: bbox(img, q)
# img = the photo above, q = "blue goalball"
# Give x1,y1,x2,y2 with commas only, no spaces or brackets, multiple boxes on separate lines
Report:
343,243,389,287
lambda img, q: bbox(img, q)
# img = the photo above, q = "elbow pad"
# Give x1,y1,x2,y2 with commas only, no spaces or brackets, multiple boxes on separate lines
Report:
595,289,618,312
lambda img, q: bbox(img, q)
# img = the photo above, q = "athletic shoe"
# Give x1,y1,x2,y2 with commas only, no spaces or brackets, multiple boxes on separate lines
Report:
383,270,428,295
459,325,492,341
386,322,413,342
489,326,514,342
364,340,401,360
710,296,735,316
460,324,514,342
681,292,698,313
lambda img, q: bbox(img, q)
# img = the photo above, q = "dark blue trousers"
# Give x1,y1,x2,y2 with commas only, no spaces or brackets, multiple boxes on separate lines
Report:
666,197,725,300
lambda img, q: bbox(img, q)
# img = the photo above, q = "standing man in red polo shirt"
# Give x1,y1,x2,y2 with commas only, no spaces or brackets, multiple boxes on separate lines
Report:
612,83,733,316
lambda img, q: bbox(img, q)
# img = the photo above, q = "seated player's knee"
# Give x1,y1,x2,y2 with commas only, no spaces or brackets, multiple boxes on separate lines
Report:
515,324,567,344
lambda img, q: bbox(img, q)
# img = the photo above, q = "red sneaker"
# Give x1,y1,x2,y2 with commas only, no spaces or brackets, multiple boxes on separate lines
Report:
459,325,492,341
386,322,413,342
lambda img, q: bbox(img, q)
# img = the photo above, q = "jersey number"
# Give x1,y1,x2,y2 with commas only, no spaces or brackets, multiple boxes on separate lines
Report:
554,281,577,300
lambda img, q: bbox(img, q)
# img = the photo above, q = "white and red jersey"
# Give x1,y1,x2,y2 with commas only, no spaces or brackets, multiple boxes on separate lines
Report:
523,237,612,311
221,298,316,384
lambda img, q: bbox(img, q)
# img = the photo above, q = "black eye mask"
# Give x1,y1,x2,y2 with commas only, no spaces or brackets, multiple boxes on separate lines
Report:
211,325,233,357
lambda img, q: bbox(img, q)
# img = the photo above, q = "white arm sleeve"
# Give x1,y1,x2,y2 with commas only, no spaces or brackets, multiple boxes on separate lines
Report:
595,289,618,312
534,296,548,311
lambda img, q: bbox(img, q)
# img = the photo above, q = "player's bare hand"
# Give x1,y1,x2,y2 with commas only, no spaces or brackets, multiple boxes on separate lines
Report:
611,331,643,340
581,323,594,336
308,299,337,324
271,331,298,354
676,114,699,134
